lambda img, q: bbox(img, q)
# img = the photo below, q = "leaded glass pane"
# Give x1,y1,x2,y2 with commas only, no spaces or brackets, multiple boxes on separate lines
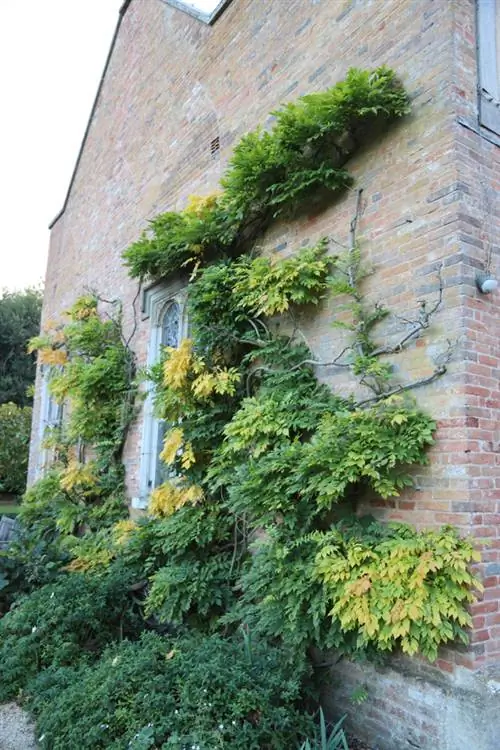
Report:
161,302,180,348
153,300,182,489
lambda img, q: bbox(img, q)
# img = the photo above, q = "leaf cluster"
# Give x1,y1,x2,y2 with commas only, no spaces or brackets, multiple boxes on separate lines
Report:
315,522,480,661
123,67,409,281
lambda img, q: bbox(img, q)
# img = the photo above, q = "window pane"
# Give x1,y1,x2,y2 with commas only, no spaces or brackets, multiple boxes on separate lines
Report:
161,302,180,348
182,0,221,14
153,301,182,488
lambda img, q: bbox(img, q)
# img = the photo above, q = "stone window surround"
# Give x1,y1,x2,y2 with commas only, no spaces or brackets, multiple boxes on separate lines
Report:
133,280,188,510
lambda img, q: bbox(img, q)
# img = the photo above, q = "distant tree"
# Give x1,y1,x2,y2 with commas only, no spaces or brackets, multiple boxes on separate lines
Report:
0,288,43,407
0,402,32,495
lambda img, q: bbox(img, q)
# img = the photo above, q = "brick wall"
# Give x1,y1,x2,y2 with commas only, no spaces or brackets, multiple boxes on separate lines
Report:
29,1,500,746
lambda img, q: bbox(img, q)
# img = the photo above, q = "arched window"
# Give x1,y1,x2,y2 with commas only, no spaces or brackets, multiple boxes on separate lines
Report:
161,301,181,349
137,288,186,508
153,301,182,488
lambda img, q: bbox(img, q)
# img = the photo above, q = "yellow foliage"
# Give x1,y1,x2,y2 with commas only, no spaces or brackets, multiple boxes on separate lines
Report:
160,427,184,465
69,295,98,320
349,576,372,596
65,548,114,572
112,519,137,546
60,460,99,493
163,339,193,391
192,367,240,399
39,348,68,366
160,427,196,469
191,372,217,399
149,481,204,518
180,441,195,469
185,193,220,217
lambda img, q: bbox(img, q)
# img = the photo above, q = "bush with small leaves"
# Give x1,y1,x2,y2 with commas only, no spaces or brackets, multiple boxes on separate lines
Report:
0,564,143,701
28,631,315,750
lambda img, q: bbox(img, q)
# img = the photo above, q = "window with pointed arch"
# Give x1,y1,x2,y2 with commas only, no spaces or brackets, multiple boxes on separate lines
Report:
136,286,187,508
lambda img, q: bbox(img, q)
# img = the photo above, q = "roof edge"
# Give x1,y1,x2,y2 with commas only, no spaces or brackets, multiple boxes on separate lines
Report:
49,0,134,229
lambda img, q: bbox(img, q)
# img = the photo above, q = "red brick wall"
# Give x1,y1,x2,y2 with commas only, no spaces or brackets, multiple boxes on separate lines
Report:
29,1,500,744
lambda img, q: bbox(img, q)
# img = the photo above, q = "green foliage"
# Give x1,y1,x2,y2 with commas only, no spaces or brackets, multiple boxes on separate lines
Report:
0,287,42,406
232,240,331,317
299,709,348,750
25,296,135,555
187,241,332,357
0,402,32,494
27,631,315,750
233,520,480,663
40,297,136,459
123,194,240,281
315,521,480,661
229,529,346,654
142,221,473,665
138,504,240,629
123,67,409,280
212,393,434,532
187,259,248,356
222,67,408,219
0,565,143,701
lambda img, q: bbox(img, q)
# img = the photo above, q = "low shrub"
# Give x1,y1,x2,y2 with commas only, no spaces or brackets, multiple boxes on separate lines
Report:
28,630,315,750
0,564,143,701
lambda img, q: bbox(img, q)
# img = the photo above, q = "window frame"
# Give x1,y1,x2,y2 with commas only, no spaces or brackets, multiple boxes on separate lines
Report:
37,365,63,475
477,0,500,135
134,283,188,510
160,0,232,25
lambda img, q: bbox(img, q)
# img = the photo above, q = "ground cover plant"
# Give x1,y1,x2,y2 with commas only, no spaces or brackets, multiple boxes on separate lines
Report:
0,68,481,749
27,631,315,750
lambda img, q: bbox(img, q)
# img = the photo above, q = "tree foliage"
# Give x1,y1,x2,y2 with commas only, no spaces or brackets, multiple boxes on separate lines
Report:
0,287,42,407
0,402,32,494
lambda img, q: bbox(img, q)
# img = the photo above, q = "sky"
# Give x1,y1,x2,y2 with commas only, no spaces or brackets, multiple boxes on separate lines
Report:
0,0,223,293
0,1,122,292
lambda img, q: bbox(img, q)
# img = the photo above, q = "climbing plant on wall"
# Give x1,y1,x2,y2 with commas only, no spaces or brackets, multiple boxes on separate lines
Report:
22,68,480,667
26,295,136,539
117,66,480,661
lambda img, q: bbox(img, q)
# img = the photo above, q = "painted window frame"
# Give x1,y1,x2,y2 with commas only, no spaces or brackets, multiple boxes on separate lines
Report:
134,283,188,510
37,366,63,475
477,0,500,135
160,0,232,25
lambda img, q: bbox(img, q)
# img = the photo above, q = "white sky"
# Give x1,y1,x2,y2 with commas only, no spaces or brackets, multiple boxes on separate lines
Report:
0,1,122,291
0,0,223,292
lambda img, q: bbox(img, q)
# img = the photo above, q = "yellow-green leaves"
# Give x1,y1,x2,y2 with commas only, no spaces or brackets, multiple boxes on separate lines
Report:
315,526,481,661
232,240,331,317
